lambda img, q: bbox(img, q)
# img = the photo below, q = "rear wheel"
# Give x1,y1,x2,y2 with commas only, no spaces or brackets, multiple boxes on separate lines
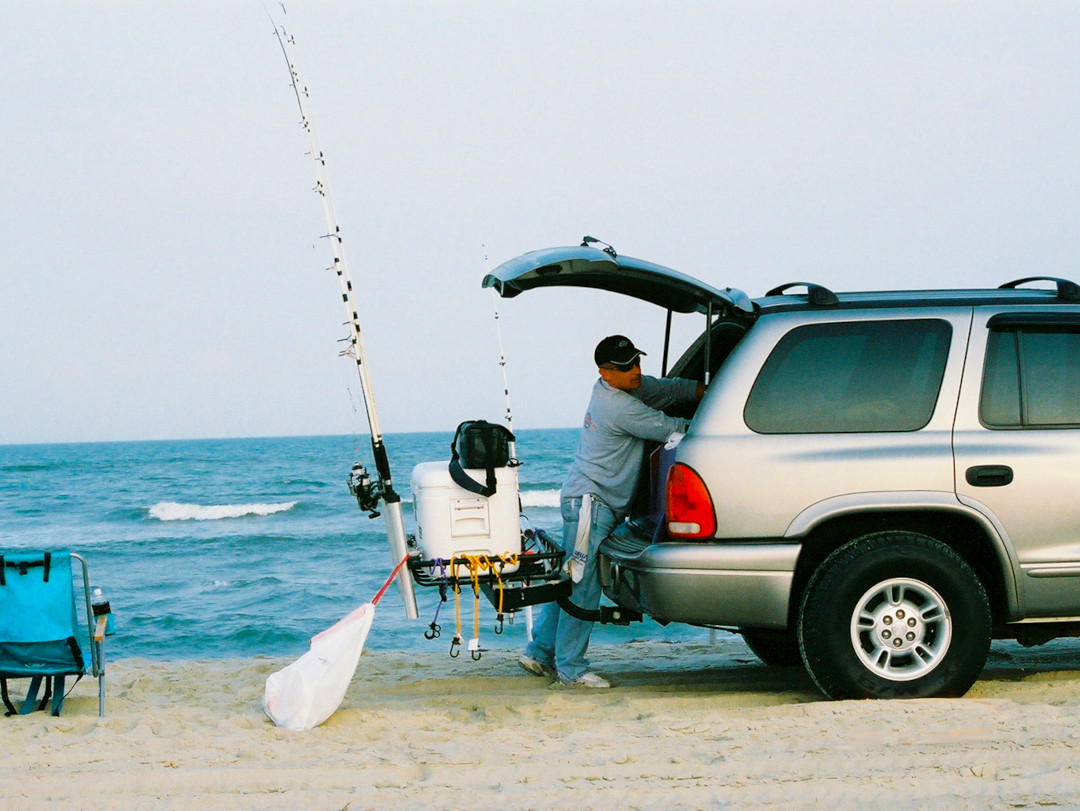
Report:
798,532,992,700
741,628,803,667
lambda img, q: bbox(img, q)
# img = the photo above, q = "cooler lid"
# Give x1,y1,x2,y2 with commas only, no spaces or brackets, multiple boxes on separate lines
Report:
482,245,753,315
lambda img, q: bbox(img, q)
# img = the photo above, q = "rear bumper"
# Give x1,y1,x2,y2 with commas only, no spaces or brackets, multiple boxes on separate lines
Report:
600,541,800,629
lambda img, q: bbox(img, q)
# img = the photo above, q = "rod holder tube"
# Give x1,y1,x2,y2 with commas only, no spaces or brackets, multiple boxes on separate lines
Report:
382,500,419,619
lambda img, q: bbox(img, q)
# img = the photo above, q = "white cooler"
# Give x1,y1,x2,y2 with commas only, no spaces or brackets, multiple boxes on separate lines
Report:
410,460,521,576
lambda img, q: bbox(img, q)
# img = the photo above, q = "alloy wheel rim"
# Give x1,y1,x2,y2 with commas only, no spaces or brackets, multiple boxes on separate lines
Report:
849,577,952,682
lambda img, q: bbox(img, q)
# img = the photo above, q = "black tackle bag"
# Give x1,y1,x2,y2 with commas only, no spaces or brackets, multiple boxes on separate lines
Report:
448,420,515,497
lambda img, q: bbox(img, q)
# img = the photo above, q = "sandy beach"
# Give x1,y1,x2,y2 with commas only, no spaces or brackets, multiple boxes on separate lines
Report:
7,635,1080,809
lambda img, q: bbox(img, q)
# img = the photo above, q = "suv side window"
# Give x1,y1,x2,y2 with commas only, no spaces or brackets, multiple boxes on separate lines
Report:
745,319,952,434
981,322,1080,428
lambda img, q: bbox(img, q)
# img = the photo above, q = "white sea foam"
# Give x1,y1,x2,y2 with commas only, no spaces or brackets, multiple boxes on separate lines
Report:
148,501,298,521
520,489,561,509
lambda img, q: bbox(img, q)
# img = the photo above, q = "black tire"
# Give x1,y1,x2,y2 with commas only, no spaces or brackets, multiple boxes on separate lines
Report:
798,532,992,700
741,628,804,667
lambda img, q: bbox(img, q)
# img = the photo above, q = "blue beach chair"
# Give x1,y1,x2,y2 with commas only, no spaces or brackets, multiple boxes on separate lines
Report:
0,551,108,717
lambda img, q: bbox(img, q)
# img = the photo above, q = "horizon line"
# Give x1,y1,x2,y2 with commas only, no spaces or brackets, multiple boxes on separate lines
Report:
0,425,579,450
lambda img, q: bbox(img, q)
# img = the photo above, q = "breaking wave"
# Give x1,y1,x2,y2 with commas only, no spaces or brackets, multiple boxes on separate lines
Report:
520,489,560,508
148,501,298,521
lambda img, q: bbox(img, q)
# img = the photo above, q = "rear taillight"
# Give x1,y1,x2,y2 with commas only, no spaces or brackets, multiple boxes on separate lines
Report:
665,462,716,539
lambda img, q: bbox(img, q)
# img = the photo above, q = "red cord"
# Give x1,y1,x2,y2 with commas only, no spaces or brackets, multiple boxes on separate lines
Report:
371,555,410,606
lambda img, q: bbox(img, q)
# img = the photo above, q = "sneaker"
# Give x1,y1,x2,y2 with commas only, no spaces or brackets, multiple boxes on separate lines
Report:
558,671,611,689
519,655,555,677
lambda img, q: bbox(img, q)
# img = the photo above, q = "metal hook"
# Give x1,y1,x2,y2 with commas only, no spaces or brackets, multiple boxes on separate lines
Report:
471,648,483,661
494,614,505,635
425,622,441,640
449,635,462,658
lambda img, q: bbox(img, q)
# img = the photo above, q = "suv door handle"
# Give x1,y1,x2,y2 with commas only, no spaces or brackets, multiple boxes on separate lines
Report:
965,465,1014,487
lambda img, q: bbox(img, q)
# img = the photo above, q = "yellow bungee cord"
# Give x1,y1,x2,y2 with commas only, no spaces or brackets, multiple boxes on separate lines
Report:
443,552,522,658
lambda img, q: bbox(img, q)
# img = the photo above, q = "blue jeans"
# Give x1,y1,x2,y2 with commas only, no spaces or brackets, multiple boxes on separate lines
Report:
523,496,619,680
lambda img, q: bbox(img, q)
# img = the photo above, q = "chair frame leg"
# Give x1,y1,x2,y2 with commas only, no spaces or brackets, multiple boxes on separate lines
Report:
19,676,44,715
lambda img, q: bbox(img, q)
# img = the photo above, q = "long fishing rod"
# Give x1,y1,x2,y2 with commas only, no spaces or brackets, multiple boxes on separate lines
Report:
486,248,535,639
485,247,517,460
270,13,418,619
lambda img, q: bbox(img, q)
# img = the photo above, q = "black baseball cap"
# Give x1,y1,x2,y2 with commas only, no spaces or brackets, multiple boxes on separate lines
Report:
594,335,646,368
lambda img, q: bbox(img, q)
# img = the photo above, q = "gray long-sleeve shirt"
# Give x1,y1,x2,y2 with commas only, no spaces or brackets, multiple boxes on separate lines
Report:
561,375,698,518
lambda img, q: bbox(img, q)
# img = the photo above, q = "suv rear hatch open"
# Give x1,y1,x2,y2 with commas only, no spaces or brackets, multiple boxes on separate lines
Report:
485,242,754,537
483,243,752,316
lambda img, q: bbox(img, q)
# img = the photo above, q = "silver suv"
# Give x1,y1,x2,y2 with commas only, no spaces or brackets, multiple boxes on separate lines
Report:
485,242,1080,700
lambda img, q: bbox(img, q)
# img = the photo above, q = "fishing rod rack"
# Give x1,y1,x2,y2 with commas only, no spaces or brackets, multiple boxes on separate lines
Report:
406,527,571,612
406,527,581,659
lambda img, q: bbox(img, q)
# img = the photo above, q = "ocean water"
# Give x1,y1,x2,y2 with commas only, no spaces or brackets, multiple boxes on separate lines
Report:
0,429,711,661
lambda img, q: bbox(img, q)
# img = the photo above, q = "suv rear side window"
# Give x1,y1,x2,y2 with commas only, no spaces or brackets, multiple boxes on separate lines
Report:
981,324,1080,428
745,319,952,434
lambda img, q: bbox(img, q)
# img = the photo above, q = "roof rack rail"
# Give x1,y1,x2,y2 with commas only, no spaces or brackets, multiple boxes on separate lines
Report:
764,282,839,307
999,276,1080,301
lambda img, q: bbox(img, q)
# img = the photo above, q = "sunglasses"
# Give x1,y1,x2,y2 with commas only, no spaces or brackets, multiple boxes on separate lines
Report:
600,359,641,372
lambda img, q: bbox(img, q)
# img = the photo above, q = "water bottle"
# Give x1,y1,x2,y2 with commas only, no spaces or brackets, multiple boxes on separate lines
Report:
91,587,116,636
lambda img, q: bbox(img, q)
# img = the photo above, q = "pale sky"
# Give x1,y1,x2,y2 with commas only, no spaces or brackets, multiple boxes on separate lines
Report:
3,1,1079,444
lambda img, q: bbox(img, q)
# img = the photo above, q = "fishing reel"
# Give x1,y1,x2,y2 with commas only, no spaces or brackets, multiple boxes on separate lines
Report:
347,463,384,518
